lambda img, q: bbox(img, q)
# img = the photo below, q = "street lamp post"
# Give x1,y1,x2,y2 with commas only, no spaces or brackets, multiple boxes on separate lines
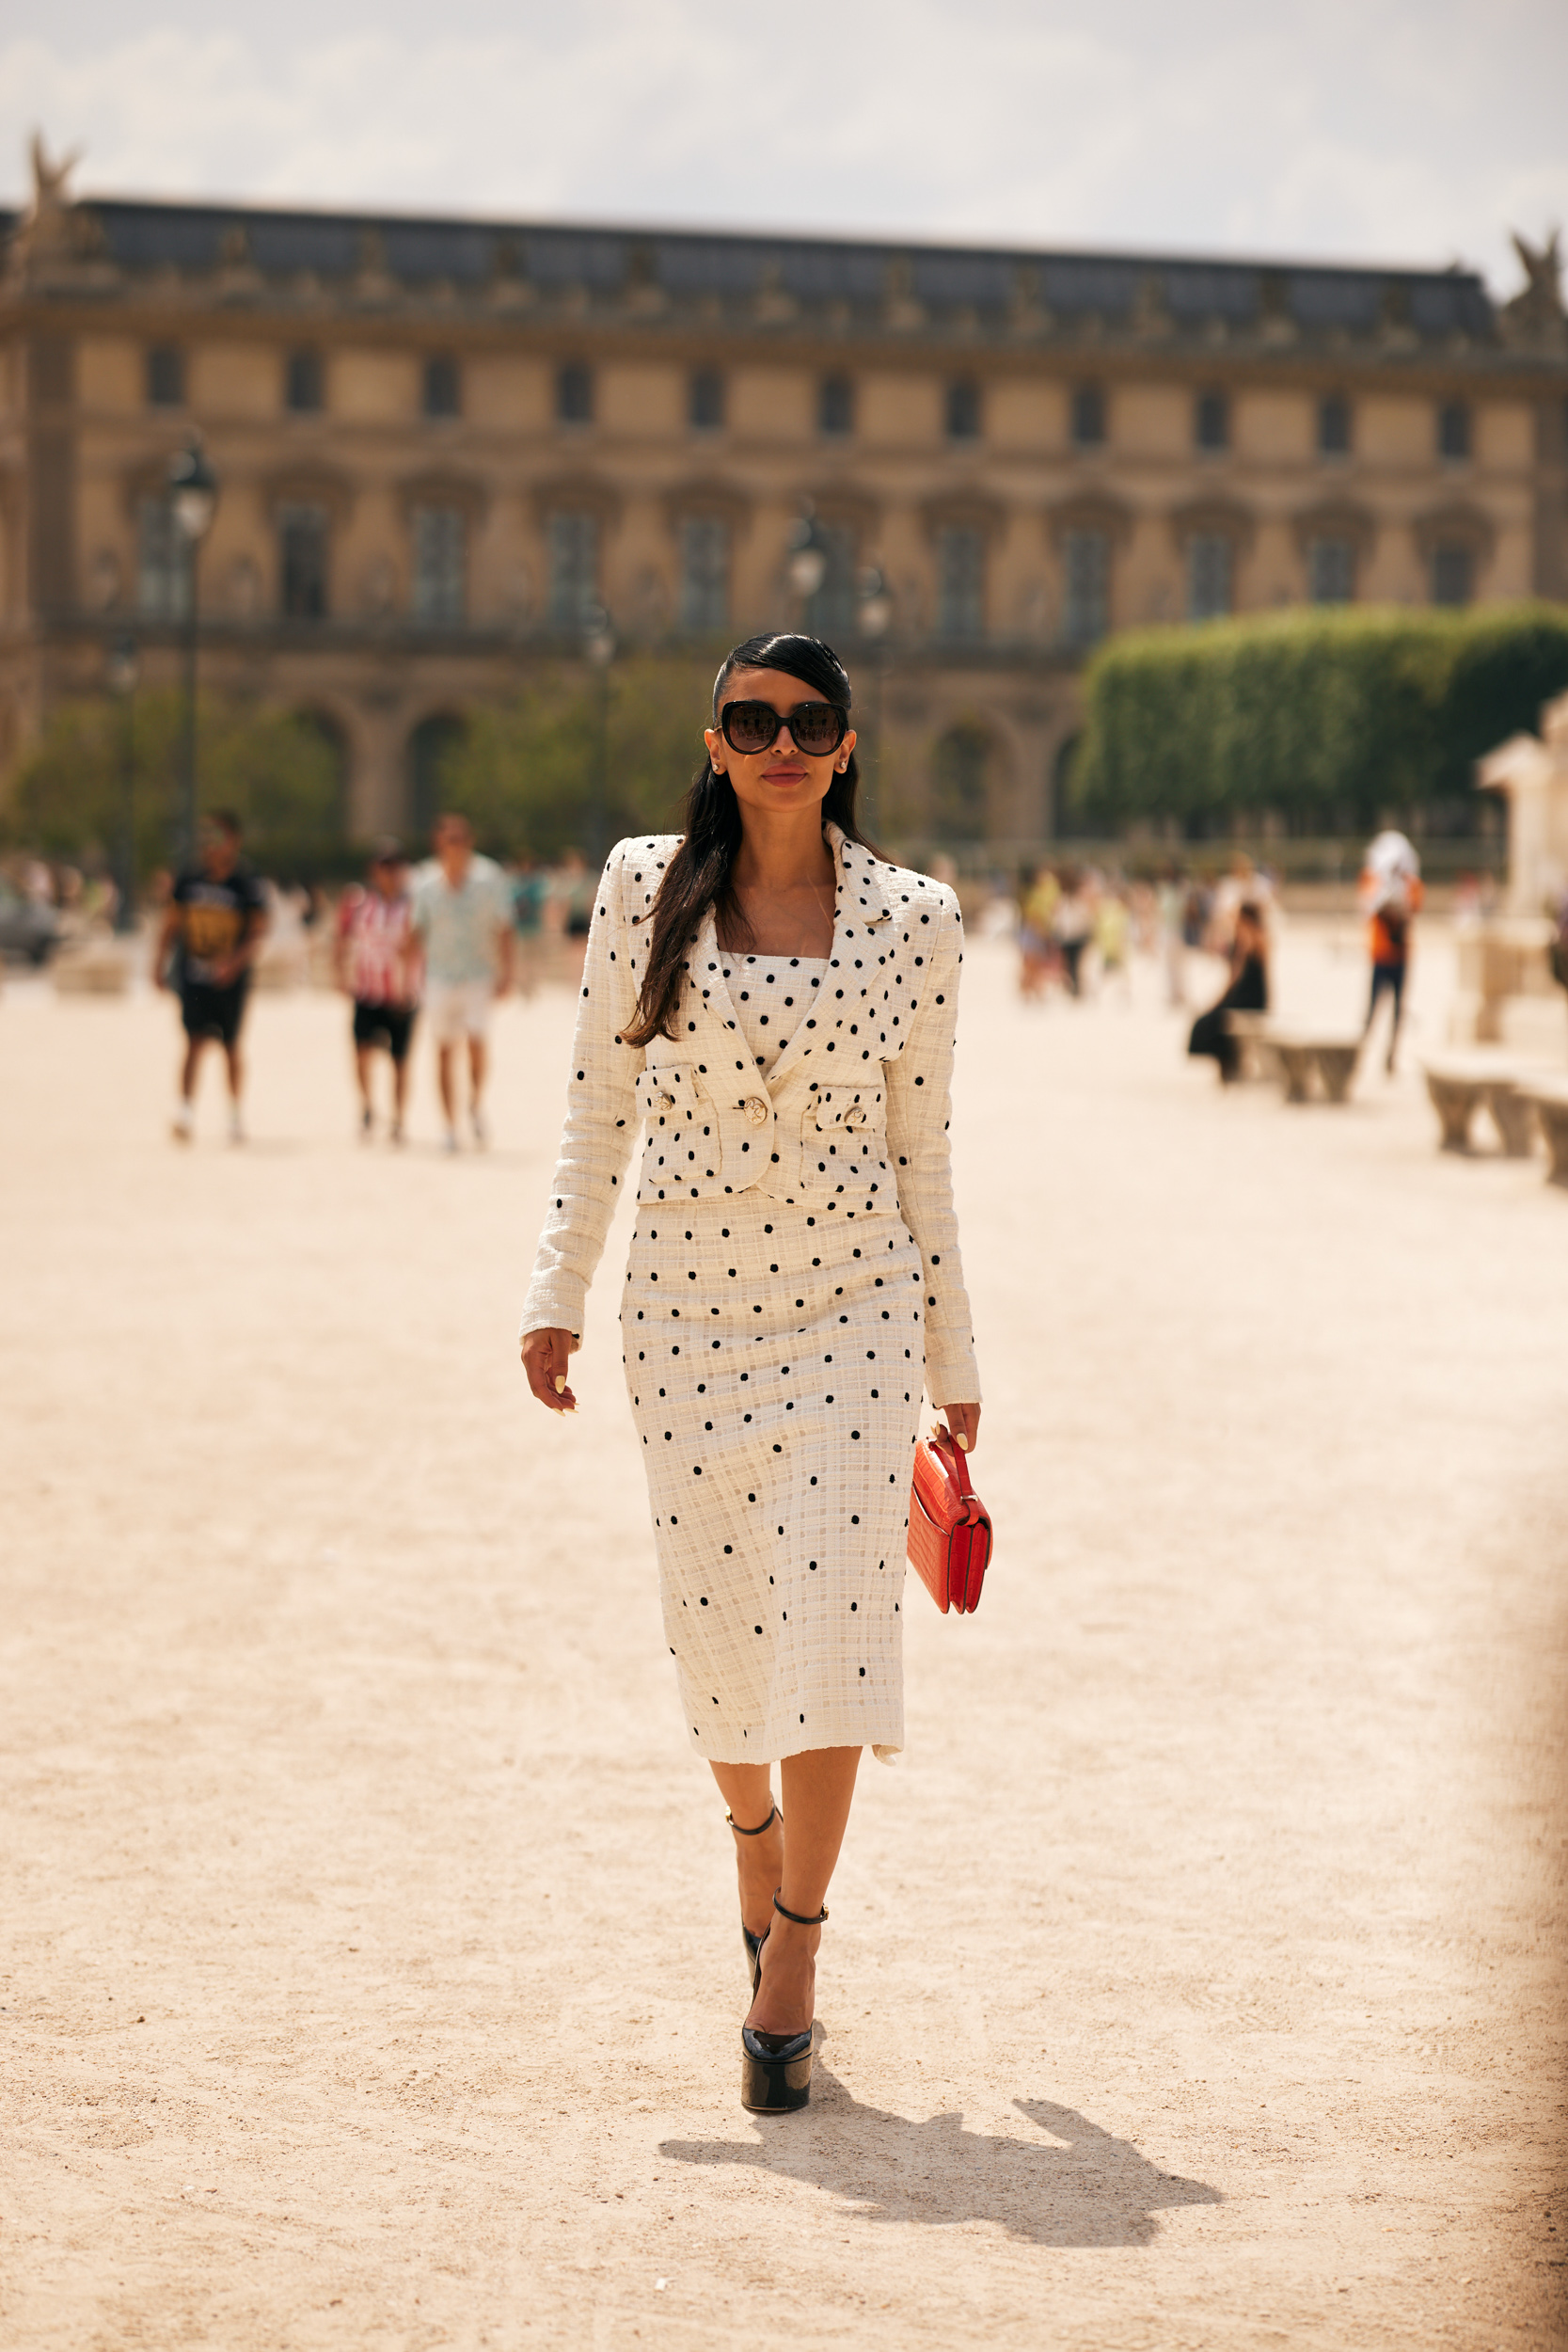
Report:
167,436,217,863
582,601,616,867
103,637,140,934
786,509,829,612
857,566,894,834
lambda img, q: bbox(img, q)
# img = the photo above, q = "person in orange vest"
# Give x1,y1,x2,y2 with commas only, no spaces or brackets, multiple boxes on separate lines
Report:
1359,830,1424,1075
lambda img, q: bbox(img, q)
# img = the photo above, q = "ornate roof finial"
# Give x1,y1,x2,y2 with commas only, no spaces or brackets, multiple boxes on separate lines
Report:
29,130,82,215
1503,228,1564,343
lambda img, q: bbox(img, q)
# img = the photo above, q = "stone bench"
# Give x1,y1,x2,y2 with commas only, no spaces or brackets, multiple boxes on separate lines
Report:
1265,1033,1361,1105
1516,1079,1568,1187
52,944,132,996
1421,1058,1539,1157
1221,1010,1280,1083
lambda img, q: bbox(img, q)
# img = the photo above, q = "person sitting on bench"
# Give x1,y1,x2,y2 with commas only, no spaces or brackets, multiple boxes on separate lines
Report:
1188,900,1269,1084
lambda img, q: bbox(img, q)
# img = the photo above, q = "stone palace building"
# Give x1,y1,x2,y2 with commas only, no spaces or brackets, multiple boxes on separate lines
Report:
3,145,1566,846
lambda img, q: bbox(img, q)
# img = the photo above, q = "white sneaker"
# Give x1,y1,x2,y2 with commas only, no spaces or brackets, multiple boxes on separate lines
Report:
171,1103,193,1144
470,1107,488,1150
229,1113,246,1147
442,1126,459,1155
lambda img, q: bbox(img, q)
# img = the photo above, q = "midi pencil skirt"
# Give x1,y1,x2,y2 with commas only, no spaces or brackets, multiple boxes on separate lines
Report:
621,1193,925,1763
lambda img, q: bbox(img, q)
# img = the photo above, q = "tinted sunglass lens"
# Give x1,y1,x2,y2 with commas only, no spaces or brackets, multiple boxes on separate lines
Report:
725,703,777,752
792,706,843,752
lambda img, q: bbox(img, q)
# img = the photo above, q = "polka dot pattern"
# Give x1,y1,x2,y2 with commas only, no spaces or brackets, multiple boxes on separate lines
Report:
522,821,981,1764
625,1198,921,1760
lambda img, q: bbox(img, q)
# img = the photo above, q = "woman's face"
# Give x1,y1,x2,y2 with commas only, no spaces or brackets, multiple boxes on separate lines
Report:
705,666,856,824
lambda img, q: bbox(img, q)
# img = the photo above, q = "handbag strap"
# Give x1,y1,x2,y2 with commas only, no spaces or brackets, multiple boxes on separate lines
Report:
930,1430,982,1522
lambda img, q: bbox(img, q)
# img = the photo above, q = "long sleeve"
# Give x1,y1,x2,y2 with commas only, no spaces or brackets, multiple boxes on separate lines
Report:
884,890,982,1406
519,845,645,1346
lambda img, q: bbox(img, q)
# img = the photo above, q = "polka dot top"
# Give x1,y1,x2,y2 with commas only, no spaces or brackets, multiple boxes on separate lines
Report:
724,954,829,1082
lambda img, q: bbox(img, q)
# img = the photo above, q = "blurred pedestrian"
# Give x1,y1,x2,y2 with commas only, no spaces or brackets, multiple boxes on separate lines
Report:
411,814,515,1153
334,839,420,1145
510,855,547,999
155,810,268,1146
1157,865,1188,1008
1095,885,1132,1004
1187,900,1269,1084
1359,830,1423,1075
1547,883,1568,1038
1018,864,1057,1000
1053,866,1093,998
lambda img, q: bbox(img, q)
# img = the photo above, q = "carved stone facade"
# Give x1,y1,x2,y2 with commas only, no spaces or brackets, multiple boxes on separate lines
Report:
2,147,1565,846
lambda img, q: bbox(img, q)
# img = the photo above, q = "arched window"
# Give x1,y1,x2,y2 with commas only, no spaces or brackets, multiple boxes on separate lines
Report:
289,708,350,835
930,723,991,843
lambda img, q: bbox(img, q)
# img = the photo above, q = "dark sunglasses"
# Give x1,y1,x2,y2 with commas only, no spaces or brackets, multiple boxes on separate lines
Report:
719,699,849,757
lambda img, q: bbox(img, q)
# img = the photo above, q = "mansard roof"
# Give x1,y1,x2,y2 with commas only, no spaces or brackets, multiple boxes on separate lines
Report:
0,192,1508,352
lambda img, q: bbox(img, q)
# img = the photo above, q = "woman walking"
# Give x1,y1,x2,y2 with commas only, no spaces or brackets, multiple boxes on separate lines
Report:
519,634,981,2112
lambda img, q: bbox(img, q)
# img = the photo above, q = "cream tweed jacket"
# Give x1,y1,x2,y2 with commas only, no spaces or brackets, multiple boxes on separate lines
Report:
521,823,982,1407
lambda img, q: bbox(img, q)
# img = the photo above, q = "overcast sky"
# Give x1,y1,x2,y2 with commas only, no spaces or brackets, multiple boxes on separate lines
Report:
2,0,1564,294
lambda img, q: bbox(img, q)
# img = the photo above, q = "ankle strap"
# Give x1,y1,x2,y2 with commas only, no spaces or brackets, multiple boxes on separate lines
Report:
773,1892,828,1927
725,1804,778,1837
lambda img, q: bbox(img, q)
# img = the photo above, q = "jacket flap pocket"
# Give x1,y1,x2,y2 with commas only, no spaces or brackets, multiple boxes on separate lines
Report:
807,1084,883,1135
636,1062,708,1120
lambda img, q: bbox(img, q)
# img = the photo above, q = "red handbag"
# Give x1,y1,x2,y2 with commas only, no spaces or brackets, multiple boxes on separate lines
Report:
907,1431,992,1615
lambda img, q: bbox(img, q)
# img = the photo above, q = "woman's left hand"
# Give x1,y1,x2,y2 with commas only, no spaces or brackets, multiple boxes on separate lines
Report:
939,1403,981,1454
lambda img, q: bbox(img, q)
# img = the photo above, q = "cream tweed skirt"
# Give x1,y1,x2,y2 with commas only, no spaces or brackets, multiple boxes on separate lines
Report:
622,1194,924,1763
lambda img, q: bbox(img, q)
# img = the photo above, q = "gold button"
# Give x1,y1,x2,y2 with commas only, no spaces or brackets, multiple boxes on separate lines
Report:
743,1096,768,1126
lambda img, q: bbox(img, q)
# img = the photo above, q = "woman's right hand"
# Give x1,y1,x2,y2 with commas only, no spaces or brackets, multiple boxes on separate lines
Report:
521,1327,578,1414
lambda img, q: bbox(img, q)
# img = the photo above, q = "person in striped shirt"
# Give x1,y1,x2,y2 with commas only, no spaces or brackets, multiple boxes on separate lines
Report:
334,840,421,1143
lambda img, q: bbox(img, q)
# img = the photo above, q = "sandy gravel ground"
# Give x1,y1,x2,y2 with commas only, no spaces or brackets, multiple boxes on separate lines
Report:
2,923,1564,2352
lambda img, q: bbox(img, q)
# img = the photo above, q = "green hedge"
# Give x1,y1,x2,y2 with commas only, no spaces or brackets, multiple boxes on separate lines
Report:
1071,603,1568,832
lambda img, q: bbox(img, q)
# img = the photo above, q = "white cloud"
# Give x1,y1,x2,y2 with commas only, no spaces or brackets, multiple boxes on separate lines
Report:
0,2,1564,293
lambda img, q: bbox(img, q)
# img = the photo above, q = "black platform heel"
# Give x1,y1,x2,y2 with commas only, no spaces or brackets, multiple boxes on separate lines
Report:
739,1892,827,2114
726,1804,781,1994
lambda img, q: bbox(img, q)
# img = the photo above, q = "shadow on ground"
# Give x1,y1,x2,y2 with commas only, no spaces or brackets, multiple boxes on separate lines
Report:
661,2081,1221,2245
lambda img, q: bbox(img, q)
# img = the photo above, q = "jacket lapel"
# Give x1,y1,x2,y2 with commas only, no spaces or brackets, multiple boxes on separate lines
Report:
687,909,749,1090
765,826,895,1094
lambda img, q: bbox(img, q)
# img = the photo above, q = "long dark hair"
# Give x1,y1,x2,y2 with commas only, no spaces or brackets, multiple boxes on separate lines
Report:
620,632,875,1049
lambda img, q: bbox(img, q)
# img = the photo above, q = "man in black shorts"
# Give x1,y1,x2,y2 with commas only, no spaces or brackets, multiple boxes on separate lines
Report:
155,810,268,1144
333,840,420,1143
